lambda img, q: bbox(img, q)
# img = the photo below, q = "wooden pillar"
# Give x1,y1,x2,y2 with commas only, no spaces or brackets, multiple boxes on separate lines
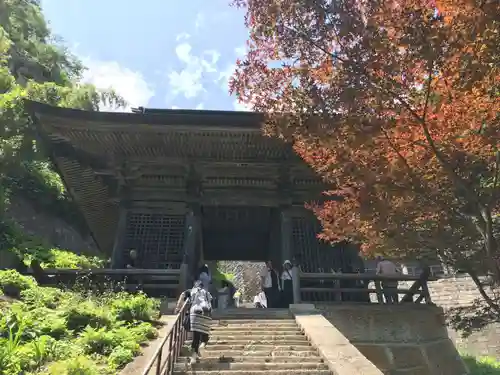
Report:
111,205,128,268
180,205,200,291
280,206,293,263
291,265,301,304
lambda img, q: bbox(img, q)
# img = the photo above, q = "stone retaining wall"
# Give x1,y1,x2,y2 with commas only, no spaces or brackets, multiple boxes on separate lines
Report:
422,277,500,358
317,304,468,375
225,262,500,358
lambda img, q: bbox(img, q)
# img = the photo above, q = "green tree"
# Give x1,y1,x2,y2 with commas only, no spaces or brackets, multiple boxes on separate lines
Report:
0,0,125,252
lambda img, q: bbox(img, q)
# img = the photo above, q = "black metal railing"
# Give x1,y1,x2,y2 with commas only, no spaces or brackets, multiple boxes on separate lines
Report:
141,300,189,375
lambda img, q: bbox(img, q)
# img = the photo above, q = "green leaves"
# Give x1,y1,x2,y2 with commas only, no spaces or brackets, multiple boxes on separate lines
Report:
0,0,126,237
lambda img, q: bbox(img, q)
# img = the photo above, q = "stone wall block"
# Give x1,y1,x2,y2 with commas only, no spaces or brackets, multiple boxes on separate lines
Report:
424,340,469,375
388,346,427,370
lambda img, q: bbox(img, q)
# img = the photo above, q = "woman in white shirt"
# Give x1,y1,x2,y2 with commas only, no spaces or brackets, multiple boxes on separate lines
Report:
280,260,294,308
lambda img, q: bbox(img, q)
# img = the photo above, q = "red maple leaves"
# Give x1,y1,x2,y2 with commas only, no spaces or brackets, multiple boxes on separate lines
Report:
231,0,499,280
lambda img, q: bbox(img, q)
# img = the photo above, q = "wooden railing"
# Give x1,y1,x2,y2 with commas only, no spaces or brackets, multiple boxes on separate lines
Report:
294,266,433,304
141,300,189,375
23,267,182,295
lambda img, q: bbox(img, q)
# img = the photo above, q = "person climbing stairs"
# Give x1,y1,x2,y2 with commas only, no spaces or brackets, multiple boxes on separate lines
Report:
173,308,332,374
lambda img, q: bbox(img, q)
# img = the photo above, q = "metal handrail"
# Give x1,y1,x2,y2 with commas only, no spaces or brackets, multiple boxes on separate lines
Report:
141,300,189,375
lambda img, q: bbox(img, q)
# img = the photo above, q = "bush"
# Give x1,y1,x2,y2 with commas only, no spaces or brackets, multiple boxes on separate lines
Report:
0,269,36,297
21,285,69,308
0,270,161,373
45,355,102,375
78,326,117,356
111,292,158,322
41,249,105,269
64,301,113,332
108,346,136,370
462,355,500,375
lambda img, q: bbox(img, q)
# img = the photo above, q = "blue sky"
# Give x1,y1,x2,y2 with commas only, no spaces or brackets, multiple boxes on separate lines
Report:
41,0,250,111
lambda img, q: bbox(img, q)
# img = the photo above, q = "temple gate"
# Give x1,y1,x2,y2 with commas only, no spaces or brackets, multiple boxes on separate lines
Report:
28,101,363,295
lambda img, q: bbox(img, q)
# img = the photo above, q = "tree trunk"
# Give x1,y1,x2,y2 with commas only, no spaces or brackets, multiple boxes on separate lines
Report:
468,270,500,315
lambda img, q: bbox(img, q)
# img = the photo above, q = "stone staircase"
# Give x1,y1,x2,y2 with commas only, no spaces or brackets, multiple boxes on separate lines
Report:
173,308,331,375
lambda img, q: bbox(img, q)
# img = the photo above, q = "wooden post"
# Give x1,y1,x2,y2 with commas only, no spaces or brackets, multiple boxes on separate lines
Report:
291,265,301,304
111,205,128,268
280,207,292,263
420,265,432,304
181,207,198,291
374,279,384,304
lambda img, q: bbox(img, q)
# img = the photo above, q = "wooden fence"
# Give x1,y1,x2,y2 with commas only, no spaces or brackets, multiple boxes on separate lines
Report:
23,267,182,296
293,266,433,304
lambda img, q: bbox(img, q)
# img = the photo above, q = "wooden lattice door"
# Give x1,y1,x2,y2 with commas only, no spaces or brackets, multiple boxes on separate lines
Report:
291,215,360,273
124,212,185,269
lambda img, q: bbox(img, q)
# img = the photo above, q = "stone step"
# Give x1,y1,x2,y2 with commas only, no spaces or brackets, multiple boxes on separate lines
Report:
176,356,324,364
211,309,291,319
187,339,310,346
210,330,303,337
174,361,329,371
181,350,320,358
211,327,302,333
206,335,309,343
173,370,331,375
212,320,298,326
199,344,313,351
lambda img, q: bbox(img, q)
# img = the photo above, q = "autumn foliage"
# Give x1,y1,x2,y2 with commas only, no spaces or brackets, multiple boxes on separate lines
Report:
230,0,499,288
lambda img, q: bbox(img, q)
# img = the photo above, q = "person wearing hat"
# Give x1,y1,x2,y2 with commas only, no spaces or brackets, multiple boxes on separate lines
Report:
280,260,294,308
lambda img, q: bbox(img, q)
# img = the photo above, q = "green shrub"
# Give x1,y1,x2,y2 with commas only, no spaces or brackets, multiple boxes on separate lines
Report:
45,355,102,375
108,346,135,370
111,292,158,322
0,270,160,373
78,327,117,355
462,355,500,375
0,269,36,297
64,301,112,332
16,335,57,371
0,318,25,375
127,322,158,344
41,249,105,269
21,285,68,308
29,308,68,340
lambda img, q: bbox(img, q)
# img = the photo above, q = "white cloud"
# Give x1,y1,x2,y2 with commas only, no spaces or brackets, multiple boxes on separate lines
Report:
167,42,221,101
81,59,154,112
195,103,204,110
217,63,236,92
171,105,180,109
234,45,247,58
176,32,190,42
215,46,245,92
233,100,252,112
194,13,205,30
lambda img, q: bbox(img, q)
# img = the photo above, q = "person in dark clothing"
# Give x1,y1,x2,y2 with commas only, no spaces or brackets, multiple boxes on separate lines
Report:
280,260,294,307
261,260,280,308
125,249,138,268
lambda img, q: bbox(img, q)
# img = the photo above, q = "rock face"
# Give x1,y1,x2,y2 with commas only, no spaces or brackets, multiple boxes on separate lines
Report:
6,198,97,254
216,261,266,302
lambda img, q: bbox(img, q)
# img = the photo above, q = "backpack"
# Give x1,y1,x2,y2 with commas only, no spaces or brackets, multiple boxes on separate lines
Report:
191,287,212,313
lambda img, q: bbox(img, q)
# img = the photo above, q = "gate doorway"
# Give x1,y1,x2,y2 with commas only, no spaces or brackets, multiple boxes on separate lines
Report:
201,206,274,261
